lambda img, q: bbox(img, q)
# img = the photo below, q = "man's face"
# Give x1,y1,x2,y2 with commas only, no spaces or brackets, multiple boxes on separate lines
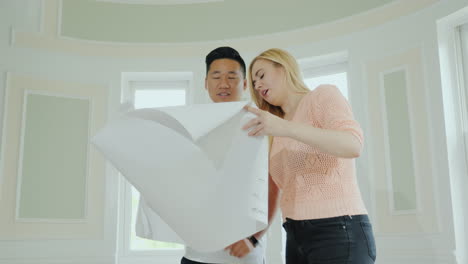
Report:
205,59,247,102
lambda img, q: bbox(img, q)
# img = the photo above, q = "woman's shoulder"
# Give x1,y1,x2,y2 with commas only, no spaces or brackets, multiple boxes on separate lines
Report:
311,84,341,96
301,84,340,104
309,84,346,105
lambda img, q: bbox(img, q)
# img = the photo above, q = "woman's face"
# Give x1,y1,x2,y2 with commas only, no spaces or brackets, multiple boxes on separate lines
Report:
251,59,287,106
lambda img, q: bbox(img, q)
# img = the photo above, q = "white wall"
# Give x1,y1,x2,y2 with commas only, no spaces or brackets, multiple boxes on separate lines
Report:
1,0,468,263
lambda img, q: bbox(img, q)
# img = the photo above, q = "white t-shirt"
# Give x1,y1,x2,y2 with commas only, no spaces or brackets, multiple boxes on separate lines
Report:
136,198,266,264
184,238,265,264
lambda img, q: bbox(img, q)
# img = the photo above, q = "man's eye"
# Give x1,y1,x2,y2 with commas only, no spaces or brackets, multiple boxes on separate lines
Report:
212,77,220,79
228,77,237,80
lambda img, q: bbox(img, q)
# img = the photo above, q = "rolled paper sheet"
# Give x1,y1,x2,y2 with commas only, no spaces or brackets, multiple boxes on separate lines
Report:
91,101,268,252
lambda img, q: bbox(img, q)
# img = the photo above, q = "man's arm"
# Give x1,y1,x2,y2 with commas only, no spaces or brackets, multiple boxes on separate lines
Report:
226,175,280,258
252,174,280,240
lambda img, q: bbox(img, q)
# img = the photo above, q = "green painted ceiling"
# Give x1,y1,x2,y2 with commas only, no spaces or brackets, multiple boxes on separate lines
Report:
61,0,396,43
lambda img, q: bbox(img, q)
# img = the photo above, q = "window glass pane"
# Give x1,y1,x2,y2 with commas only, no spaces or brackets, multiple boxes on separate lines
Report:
304,72,348,99
131,88,186,250
134,89,186,108
130,189,184,250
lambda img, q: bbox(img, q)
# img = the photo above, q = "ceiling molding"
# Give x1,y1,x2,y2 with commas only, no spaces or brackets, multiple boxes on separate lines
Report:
12,0,439,57
96,0,223,5
60,0,399,43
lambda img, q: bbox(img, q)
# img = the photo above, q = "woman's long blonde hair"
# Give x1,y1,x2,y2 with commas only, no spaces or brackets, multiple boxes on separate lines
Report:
248,48,310,119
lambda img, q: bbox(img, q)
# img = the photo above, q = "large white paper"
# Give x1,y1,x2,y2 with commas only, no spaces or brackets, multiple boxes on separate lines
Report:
135,197,184,244
136,198,267,264
91,102,268,252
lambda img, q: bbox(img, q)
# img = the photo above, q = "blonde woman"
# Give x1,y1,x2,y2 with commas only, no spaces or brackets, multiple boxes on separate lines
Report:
243,48,376,264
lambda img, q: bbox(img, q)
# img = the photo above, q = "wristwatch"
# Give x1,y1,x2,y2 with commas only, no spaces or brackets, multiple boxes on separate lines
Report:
247,235,259,247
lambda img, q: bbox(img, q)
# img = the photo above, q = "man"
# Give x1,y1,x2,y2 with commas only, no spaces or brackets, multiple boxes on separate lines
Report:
181,47,267,264
136,47,269,264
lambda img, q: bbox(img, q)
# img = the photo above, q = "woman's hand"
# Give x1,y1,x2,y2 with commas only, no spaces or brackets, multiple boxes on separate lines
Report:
243,106,362,158
242,106,289,137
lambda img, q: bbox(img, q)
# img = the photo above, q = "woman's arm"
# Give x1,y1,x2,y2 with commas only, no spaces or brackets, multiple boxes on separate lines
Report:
243,106,362,158
286,121,361,158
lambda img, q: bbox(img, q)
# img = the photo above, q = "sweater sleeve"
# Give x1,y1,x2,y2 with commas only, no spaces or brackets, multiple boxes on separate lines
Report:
312,85,364,146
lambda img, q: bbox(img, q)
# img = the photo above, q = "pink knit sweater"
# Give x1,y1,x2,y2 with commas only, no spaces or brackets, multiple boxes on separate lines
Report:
270,85,368,220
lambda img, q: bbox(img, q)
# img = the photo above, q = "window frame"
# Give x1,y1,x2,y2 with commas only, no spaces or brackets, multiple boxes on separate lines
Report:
437,7,468,263
299,51,349,98
118,72,193,263
299,51,348,75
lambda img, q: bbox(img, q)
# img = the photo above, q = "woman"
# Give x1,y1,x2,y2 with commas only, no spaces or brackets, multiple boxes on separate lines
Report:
243,48,376,264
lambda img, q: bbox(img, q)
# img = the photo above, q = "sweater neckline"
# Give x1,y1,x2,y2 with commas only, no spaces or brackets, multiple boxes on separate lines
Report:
286,90,312,121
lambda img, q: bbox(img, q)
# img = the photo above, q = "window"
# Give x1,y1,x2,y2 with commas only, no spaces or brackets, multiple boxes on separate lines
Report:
130,80,186,251
304,72,348,99
458,20,468,264
437,8,468,262
299,52,348,99
459,23,468,157
119,72,192,262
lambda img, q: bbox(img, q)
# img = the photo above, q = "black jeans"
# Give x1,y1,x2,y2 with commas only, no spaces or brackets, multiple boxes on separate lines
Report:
282,215,376,264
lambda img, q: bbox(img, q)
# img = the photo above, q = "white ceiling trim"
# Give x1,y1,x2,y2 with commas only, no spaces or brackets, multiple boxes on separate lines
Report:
13,0,439,57
95,0,223,5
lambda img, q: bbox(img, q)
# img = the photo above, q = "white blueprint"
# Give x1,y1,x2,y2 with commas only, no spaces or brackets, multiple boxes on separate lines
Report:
91,102,268,252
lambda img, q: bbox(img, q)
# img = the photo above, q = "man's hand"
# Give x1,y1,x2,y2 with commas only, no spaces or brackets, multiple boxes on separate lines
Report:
224,238,254,258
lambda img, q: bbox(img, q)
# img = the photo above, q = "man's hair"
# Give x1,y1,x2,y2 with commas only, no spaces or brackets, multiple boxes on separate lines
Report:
205,46,246,78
